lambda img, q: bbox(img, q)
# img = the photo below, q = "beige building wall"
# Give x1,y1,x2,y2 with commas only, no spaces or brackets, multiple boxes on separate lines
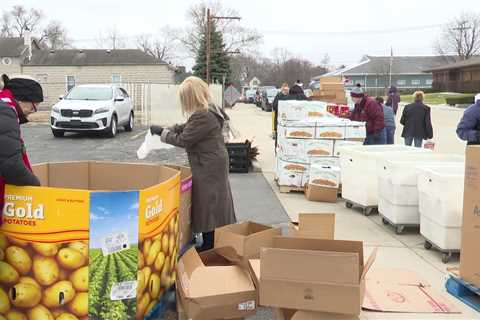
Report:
22,64,175,108
0,57,23,78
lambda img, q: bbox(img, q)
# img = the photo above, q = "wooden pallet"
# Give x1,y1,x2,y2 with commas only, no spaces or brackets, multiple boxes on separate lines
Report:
278,184,305,194
446,275,480,312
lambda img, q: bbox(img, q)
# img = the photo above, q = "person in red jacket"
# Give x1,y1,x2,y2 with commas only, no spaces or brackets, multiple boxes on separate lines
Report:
349,87,386,145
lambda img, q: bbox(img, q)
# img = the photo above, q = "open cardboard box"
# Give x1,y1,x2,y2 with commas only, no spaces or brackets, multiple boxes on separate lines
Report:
214,221,282,265
2,161,181,319
247,214,375,315
305,184,338,203
176,246,256,319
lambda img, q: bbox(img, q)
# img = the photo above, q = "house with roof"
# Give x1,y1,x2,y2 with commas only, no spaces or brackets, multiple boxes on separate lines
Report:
0,37,176,107
313,55,456,94
424,56,480,93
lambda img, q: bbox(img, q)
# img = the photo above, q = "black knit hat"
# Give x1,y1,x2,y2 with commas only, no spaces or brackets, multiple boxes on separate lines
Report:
6,76,44,103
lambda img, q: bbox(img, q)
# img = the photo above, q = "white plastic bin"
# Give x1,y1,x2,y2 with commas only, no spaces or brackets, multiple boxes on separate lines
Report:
340,145,430,207
379,196,420,225
418,166,464,251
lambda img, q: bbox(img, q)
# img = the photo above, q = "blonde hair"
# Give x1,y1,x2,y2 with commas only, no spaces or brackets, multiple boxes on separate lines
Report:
179,76,211,115
413,91,424,102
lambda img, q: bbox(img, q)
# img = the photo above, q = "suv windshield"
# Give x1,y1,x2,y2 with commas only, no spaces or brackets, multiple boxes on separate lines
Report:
267,89,278,97
65,87,113,101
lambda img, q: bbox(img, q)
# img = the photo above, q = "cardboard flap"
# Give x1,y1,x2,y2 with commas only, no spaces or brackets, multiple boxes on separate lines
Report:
297,213,335,239
292,311,360,320
32,164,48,186
214,223,248,256
274,236,364,270
244,227,281,258
261,247,360,285
248,259,260,288
366,268,431,287
361,247,377,280
190,266,255,298
211,246,243,265
48,162,90,189
178,247,205,277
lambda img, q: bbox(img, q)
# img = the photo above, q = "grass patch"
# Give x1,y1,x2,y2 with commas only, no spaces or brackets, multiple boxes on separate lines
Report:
399,92,475,105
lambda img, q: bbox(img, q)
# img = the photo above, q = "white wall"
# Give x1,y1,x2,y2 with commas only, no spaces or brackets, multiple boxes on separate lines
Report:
149,84,223,126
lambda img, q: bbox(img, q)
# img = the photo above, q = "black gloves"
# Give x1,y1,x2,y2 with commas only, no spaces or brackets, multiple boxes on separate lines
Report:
150,125,164,136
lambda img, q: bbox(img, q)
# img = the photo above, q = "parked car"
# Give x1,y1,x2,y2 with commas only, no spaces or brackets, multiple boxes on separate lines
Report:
245,89,256,104
261,88,279,112
50,84,134,138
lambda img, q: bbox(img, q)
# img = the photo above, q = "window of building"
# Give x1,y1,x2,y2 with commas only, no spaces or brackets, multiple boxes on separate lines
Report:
426,79,433,86
411,79,421,86
66,75,75,92
396,79,406,86
112,74,122,84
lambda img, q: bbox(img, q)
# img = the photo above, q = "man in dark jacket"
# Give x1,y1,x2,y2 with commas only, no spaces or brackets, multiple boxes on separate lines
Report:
0,75,43,216
272,83,290,137
386,86,401,115
457,94,480,145
349,87,385,145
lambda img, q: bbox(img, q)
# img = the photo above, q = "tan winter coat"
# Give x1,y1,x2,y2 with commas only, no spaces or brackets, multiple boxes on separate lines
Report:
161,106,236,233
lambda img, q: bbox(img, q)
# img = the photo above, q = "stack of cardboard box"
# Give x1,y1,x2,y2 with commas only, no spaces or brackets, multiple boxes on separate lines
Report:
276,100,365,202
311,76,347,105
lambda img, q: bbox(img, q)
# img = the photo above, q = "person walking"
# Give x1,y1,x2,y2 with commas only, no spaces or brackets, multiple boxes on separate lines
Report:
349,87,385,145
386,86,401,115
0,74,43,216
376,96,396,144
456,93,480,145
150,76,236,252
400,91,433,148
289,84,308,101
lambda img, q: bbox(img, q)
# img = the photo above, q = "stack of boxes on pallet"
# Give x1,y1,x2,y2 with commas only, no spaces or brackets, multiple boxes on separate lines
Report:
311,76,348,105
276,100,365,202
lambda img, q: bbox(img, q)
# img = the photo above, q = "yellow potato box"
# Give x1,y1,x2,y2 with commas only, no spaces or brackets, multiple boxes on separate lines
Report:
0,162,181,319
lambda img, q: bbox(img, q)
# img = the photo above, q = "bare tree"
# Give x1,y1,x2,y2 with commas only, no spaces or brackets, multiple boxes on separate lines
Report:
96,26,126,49
179,0,262,58
136,26,181,63
436,12,480,60
1,5,70,49
0,5,43,37
40,21,70,49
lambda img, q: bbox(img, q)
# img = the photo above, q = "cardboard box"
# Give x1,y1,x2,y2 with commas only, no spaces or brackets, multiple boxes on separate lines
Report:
304,140,335,157
363,268,459,313
333,140,363,157
310,157,340,168
316,122,346,140
321,83,345,92
259,237,376,315
277,158,309,188
305,184,338,203
290,213,335,239
345,122,367,140
3,162,181,319
167,164,193,250
278,138,307,162
176,247,257,319
460,145,480,287
309,165,341,189
279,122,316,139
278,101,310,122
214,221,281,264
320,76,343,84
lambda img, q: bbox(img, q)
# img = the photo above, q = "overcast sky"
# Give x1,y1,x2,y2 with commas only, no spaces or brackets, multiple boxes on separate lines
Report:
3,0,478,68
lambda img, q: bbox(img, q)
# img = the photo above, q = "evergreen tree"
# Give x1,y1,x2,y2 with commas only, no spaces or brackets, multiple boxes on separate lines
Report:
193,22,231,84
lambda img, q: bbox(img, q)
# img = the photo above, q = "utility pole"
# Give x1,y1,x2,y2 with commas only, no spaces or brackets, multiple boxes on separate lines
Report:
205,9,241,84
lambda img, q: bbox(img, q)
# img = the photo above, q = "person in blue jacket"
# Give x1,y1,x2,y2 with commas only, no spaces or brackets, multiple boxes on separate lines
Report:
457,94,480,145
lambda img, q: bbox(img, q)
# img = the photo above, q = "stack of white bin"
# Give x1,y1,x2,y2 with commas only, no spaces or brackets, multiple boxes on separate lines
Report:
339,145,430,215
276,100,365,190
418,165,465,261
376,154,464,233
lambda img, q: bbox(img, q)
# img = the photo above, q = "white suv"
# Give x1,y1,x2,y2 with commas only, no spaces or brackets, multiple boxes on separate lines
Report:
50,84,134,138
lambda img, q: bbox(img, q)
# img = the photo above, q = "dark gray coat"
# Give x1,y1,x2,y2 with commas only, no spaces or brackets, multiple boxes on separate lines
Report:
0,103,40,186
161,106,236,233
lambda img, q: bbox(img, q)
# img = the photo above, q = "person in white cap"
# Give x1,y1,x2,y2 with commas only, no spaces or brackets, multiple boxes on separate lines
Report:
456,93,480,145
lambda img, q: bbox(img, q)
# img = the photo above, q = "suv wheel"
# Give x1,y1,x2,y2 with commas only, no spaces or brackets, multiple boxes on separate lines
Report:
52,129,65,138
106,115,117,138
124,112,134,132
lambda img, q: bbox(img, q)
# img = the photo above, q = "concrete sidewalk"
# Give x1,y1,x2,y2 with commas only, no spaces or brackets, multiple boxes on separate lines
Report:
227,103,479,320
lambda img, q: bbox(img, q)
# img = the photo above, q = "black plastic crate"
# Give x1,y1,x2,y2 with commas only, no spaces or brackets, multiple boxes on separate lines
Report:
226,142,251,173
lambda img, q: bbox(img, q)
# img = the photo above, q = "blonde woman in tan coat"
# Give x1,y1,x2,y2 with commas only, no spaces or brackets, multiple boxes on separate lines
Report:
150,76,236,252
